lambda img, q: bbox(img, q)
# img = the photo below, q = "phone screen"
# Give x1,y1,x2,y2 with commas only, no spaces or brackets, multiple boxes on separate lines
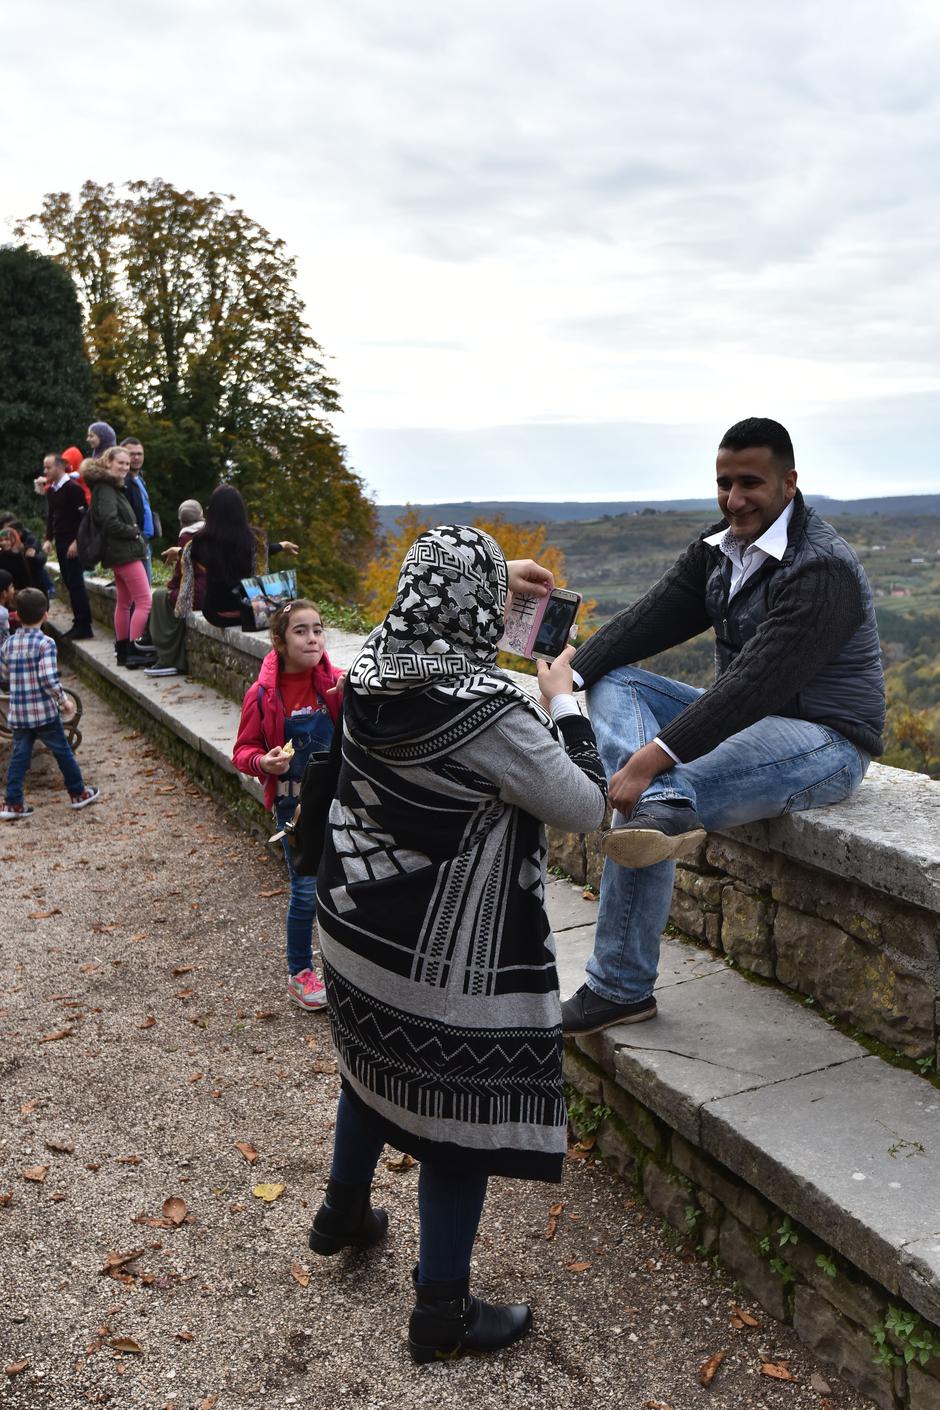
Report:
532,594,579,658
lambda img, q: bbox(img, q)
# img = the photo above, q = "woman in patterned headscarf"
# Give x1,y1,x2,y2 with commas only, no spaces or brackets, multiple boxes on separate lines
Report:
308,525,607,1362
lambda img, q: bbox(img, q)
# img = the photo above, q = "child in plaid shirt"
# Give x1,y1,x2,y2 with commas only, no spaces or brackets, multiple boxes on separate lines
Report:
0,588,100,821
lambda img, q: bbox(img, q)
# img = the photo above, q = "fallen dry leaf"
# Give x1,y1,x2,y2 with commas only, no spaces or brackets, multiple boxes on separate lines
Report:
4,1359,29,1376
91,923,120,933
38,1028,74,1043
45,1139,74,1154
171,965,194,977
761,1361,795,1381
99,1249,144,1276
729,1303,761,1329
698,1350,727,1387
251,1183,285,1202
20,1098,40,1116
137,1016,156,1030
78,963,98,974
22,1165,49,1183
644,1401,673,1410
566,1259,591,1272
234,1141,259,1165
199,1397,218,1409
290,1261,310,1288
28,909,61,920
545,1200,564,1239
384,1151,417,1172
176,988,194,1000
581,888,599,901
0,1192,12,1207
162,1196,188,1225
256,888,287,898
311,1059,337,1075
108,1336,143,1354
116,1154,143,1166
175,1330,194,1343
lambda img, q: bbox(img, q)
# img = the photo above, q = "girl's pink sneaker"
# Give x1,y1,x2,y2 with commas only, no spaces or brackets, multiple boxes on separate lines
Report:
287,969,328,1011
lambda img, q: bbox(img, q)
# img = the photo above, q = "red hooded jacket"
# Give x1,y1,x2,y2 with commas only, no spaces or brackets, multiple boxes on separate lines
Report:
61,447,92,505
232,647,343,811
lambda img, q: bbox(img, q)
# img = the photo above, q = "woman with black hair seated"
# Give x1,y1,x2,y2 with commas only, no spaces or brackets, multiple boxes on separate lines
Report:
167,485,298,630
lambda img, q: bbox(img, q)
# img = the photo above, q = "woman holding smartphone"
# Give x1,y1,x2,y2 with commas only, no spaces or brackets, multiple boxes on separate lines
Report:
307,525,607,1363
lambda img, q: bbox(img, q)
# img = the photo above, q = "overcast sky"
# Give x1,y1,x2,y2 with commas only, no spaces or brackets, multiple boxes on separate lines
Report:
3,0,938,504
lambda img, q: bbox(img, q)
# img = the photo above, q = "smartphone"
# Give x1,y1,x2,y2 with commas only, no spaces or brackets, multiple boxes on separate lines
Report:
499,587,582,659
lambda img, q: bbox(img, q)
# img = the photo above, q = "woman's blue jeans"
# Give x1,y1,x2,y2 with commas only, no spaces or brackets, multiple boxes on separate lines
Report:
330,1090,488,1284
276,796,318,975
585,665,870,1004
5,720,84,805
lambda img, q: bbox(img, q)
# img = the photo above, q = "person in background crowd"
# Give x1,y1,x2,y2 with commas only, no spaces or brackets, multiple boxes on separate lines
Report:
41,455,93,640
0,587,99,821
0,521,47,593
137,500,206,678
87,422,116,458
120,437,157,585
60,447,92,504
83,448,154,668
164,484,298,631
0,568,14,647
232,599,344,1010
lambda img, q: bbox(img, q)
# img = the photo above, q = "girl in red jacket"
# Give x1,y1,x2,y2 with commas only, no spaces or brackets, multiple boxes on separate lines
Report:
233,600,344,1010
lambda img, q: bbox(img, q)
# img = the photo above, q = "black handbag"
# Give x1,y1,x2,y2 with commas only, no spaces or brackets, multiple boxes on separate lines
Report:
281,706,343,876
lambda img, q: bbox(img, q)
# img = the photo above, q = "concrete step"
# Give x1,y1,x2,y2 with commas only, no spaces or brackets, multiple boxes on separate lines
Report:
547,876,940,1328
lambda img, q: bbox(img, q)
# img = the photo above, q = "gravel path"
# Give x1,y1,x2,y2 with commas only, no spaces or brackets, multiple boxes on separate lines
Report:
0,675,875,1410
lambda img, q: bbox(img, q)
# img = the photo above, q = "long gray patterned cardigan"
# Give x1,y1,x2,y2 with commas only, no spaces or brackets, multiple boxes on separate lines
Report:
317,683,607,1184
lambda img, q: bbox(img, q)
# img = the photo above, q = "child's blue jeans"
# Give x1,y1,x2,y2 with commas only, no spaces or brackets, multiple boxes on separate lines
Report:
5,720,84,805
275,796,318,975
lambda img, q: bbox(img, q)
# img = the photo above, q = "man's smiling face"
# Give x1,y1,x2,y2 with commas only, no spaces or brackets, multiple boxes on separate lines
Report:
715,445,797,544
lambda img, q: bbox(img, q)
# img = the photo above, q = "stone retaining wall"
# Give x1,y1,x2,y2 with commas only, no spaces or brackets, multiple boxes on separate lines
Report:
565,1046,940,1410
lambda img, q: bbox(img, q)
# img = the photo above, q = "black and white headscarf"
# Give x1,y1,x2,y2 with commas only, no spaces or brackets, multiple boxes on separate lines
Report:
349,525,556,733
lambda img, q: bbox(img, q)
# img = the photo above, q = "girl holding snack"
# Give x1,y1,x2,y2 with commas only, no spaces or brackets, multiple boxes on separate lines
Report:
233,600,344,1010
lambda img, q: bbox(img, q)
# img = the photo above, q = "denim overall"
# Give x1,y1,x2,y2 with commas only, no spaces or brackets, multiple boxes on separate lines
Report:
276,703,334,974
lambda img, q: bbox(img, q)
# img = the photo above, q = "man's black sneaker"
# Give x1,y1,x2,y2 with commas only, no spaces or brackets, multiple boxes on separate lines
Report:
604,800,706,869
64,626,94,640
561,983,657,1036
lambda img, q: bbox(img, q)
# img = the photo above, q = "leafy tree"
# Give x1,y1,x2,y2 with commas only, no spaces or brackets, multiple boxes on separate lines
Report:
0,245,92,521
16,180,374,597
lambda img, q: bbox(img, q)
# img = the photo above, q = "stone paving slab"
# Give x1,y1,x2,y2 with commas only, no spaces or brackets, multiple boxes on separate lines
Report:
577,969,865,1144
700,1057,940,1321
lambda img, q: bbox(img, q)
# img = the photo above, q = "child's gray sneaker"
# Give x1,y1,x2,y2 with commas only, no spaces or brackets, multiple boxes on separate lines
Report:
0,802,34,821
70,787,100,811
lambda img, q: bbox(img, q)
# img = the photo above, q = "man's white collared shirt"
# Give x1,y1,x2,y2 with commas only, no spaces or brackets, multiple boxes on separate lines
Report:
703,500,794,600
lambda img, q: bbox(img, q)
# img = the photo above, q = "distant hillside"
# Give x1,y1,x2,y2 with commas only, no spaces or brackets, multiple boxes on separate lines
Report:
376,494,940,531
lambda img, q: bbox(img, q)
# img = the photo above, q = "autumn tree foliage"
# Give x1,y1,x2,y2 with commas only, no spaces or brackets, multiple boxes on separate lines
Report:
0,246,92,520
362,508,593,666
16,179,374,603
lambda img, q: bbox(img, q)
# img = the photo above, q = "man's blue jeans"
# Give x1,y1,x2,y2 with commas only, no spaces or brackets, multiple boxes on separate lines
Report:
5,719,84,805
585,666,871,1004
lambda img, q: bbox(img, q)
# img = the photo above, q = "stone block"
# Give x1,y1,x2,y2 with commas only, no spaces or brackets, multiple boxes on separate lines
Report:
774,904,936,1058
706,835,778,890
546,830,586,887
669,889,709,942
718,1214,789,1321
562,1048,604,1104
671,1133,772,1235
900,1236,940,1329
909,1365,940,1410
701,1056,940,1313
705,912,722,948
641,1160,690,1232
596,1119,641,1180
601,1077,664,1154
793,1286,901,1410
786,1238,887,1329
721,883,775,977
604,966,862,1144
545,878,597,933
674,868,724,908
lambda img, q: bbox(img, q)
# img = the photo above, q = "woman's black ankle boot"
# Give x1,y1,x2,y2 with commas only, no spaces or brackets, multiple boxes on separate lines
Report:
115,639,129,666
308,1177,388,1256
408,1267,532,1363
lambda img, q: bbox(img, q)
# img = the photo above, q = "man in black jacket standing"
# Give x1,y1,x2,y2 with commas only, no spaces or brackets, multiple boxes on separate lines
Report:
562,418,885,1036
41,454,93,640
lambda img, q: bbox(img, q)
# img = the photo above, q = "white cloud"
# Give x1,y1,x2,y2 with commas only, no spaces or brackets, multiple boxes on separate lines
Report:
2,0,938,502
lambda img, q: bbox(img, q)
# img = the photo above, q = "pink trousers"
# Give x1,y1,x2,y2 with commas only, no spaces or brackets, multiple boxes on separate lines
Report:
112,560,152,641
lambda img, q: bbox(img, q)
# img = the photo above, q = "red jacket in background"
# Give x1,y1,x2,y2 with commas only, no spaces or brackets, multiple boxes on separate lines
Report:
232,647,343,811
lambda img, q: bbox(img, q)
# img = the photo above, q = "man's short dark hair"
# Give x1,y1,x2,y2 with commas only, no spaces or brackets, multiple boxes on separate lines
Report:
0,568,13,593
45,454,69,474
719,418,795,474
15,587,48,625
120,437,143,448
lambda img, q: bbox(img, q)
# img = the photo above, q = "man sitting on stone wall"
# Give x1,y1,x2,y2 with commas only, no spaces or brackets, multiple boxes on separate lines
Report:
562,417,885,1036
